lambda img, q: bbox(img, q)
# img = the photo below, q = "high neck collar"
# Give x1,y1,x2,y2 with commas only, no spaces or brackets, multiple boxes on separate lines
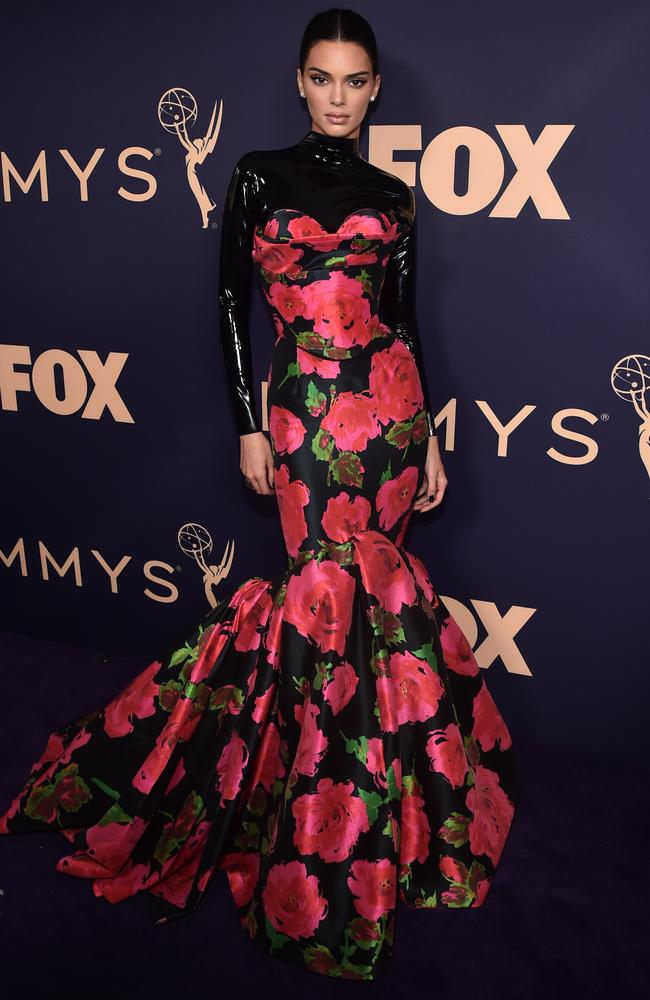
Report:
296,128,360,164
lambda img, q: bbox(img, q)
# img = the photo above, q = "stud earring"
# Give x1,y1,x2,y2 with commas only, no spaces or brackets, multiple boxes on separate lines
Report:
299,91,305,97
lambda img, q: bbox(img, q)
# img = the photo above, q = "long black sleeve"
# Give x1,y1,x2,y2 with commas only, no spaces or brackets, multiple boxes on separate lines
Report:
217,153,262,436
380,188,437,438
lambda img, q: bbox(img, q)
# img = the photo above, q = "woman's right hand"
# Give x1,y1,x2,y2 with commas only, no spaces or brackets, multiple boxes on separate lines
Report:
240,431,275,495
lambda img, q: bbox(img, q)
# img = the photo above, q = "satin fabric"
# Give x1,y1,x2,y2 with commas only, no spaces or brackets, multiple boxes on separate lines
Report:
0,129,520,982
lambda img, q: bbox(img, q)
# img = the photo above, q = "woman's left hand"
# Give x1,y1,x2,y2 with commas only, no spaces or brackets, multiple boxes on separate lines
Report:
413,436,447,512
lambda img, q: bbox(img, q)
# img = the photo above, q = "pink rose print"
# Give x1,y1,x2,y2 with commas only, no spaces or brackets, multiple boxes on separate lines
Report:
403,549,434,601
321,492,371,543
229,579,274,653
399,792,431,865
164,756,186,795
376,650,446,732
466,764,515,866
90,860,158,904
59,816,149,879
262,860,329,939
369,339,424,424
376,466,420,530
219,850,260,907
288,213,338,245
296,347,341,378
244,720,285,793
425,722,469,789
301,273,373,348
320,391,382,453
215,733,249,805
364,737,387,789
29,727,93,786
283,558,355,655
252,236,304,277
353,530,417,614
266,281,307,323
338,211,395,238
472,680,513,751
252,680,276,724
322,661,359,715
263,602,283,671
273,464,309,558
103,661,161,738
291,698,329,779
269,405,307,455
292,777,370,862
347,858,396,921
149,818,212,908
440,615,480,676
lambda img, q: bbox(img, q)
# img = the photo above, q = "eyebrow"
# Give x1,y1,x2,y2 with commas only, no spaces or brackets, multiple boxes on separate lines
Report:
306,66,370,77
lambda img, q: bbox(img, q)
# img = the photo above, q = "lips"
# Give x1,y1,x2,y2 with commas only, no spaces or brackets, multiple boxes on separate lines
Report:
326,114,349,123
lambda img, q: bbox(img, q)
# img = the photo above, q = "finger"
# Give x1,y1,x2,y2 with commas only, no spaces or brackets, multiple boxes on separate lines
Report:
415,478,428,499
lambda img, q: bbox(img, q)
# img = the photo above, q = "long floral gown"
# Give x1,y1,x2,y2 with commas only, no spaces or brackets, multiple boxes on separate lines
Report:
0,129,520,981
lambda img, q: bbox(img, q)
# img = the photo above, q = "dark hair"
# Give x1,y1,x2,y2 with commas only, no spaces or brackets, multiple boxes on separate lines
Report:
299,7,379,76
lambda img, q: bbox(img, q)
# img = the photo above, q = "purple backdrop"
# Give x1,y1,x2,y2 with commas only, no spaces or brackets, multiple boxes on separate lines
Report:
1,0,648,762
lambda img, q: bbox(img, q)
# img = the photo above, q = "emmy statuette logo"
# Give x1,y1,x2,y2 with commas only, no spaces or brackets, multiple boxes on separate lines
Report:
611,354,650,481
158,87,223,229
177,523,235,609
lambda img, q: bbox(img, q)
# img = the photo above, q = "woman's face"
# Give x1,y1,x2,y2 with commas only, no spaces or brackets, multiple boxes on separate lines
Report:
297,39,380,140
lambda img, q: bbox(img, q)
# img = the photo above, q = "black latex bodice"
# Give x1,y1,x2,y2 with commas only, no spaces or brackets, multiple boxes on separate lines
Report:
217,128,436,438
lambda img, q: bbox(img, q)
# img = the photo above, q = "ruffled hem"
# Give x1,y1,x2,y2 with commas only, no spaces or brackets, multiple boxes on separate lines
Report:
0,527,519,980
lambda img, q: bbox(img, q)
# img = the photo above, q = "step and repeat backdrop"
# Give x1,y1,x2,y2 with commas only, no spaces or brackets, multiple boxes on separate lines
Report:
2,0,648,760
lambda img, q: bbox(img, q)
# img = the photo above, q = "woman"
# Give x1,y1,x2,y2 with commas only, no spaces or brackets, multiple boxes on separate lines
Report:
0,8,520,982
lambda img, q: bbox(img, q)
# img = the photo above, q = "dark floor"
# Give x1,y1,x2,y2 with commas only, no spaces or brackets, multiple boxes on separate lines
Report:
0,629,646,999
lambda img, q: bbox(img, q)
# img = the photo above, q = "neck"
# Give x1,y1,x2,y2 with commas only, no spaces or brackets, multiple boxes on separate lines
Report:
297,127,360,164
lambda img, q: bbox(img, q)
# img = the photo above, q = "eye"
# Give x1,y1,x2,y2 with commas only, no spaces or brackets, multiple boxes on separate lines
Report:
308,75,367,87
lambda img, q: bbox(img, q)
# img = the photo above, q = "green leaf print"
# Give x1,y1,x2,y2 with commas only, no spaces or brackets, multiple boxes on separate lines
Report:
295,330,327,351
265,914,291,951
311,428,335,462
385,419,413,449
357,788,384,826
385,762,401,802
438,811,470,848
313,660,334,691
303,944,340,975
97,801,133,826
338,731,369,764
305,379,327,416
411,409,429,443
340,958,374,978
276,360,301,389
330,451,363,488
167,644,193,668
413,641,439,671
90,776,121,801
379,459,393,485
323,253,347,267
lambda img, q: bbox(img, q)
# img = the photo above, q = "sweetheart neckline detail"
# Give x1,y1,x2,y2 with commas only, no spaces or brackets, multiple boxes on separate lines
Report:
254,207,401,245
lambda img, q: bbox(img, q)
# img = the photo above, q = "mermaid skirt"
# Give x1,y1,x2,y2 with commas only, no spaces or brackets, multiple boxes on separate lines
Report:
0,329,520,981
